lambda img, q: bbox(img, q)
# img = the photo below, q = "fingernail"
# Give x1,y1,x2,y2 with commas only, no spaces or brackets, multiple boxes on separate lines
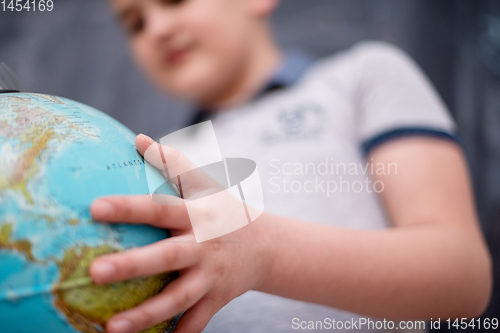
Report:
140,133,154,144
92,200,114,218
108,318,133,333
92,261,116,283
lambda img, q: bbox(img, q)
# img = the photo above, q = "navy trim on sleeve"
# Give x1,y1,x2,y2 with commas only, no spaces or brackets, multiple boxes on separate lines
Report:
362,127,463,155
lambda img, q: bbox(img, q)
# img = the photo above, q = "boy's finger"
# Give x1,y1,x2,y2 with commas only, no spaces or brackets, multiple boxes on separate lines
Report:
135,134,171,171
136,134,226,198
90,234,199,284
106,269,208,333
171,297,221,333
136,134,198,181
91,195,191,230
135,133,154,156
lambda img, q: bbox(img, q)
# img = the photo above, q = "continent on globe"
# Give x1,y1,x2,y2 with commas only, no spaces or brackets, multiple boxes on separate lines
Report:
54,245,177,333
0,93,180,333
0,223,35,262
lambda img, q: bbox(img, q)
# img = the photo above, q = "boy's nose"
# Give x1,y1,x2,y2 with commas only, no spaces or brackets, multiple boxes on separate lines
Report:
145,7,178,41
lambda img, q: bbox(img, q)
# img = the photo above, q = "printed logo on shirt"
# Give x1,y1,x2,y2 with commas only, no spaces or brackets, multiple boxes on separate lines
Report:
260,101,326,144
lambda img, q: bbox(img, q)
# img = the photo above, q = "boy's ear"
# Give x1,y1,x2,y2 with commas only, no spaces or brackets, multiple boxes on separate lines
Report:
248,0,280,17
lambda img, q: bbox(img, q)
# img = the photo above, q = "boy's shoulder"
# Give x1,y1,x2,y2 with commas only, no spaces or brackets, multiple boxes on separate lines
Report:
316,40,413,68
308,41,415,76
302,40,424,91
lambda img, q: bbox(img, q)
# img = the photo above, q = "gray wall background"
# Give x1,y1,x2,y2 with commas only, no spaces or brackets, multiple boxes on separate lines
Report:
1,0,500,325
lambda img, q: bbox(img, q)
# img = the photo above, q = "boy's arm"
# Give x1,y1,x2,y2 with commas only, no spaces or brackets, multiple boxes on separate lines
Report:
257,136,492,319
90,135,491,333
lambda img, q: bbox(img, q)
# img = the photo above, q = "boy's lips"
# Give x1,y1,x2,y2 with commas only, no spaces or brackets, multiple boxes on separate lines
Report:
165,45,192,67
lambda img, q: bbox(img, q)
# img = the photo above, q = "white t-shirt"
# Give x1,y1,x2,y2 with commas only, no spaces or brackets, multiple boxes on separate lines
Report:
198,41,457,333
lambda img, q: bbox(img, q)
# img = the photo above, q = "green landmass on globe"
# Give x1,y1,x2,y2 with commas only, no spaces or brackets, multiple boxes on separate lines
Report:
54,245,177,333
0,222,35,262
0,93,180,333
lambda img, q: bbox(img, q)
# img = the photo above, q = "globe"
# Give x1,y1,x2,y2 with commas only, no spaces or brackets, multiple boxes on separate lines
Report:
0,93,179,333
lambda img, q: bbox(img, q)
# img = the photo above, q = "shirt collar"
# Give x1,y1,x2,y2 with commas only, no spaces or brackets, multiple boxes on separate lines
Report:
189,50,314,125
255,50,314,98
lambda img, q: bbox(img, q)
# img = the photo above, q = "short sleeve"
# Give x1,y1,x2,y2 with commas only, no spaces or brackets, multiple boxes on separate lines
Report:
351,42,460,154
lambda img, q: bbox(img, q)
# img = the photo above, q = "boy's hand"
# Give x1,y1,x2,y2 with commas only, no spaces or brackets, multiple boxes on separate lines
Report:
89,134,270,333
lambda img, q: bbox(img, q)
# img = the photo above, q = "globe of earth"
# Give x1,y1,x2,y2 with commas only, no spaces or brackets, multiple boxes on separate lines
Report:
0,93,179,333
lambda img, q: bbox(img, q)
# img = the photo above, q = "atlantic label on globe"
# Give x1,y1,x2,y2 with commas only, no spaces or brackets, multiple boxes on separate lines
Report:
0,93,180,333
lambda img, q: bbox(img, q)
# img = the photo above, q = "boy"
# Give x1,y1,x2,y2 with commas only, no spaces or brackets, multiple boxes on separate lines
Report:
89,0,492,332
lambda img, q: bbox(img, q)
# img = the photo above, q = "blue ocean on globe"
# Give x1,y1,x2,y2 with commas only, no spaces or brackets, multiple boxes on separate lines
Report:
0,93,179,333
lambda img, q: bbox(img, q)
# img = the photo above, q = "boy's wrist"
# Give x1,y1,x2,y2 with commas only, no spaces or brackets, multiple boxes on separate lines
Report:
248,212,278,292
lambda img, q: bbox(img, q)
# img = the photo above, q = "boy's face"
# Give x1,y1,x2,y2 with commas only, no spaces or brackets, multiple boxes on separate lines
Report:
110,0,275,104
